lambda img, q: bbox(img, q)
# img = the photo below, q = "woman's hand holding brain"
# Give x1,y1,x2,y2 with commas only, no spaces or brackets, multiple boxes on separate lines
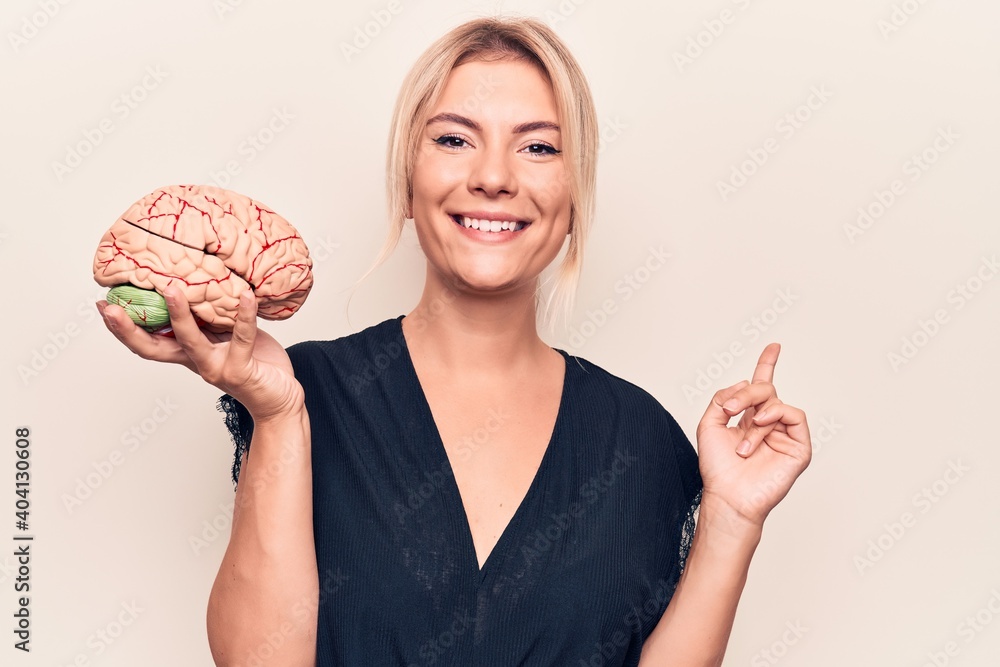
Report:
94,184,313,421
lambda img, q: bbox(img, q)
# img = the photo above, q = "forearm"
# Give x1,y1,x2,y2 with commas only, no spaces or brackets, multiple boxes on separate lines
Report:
638,498,762,667
207,406,318,666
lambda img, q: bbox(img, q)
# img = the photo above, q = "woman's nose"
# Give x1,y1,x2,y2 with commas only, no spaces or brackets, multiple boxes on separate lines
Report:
467,144,517,197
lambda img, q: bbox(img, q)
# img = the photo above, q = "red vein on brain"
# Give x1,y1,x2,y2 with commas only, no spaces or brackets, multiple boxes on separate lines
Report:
202,196,233,251
253,203,274,244
256,264,311,293
203,196,235,217
248,235,302,285
141,191,220,249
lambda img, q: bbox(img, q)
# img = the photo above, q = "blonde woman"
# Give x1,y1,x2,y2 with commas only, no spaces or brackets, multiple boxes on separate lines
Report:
97,15,811,667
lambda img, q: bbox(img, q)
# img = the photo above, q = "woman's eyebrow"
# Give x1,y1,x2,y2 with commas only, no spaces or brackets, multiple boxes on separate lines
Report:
426,112,560,134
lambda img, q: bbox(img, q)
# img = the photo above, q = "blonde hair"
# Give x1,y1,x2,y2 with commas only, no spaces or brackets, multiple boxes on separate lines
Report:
347,14,599,336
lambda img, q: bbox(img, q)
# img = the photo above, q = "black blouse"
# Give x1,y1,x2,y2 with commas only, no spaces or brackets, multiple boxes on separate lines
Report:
218,315,703,666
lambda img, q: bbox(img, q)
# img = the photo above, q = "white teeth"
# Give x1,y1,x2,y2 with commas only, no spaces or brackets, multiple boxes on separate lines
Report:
456,215,526,232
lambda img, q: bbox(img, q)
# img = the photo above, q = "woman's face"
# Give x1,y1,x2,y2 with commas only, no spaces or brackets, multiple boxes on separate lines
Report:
409,57,571,296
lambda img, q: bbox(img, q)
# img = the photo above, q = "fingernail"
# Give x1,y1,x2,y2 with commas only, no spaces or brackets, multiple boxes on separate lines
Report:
737,439,751,455
753,410,768,422
723,399,740,412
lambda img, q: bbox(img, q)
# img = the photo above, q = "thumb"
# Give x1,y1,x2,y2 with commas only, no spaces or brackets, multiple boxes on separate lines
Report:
700,379,750,431
227,289,258,370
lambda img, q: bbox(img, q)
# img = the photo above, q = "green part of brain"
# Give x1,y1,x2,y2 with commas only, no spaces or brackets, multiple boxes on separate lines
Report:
106,285,170,331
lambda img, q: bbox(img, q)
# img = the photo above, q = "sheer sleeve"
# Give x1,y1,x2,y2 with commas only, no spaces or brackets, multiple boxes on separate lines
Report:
217,393,255,488
662,409,704,603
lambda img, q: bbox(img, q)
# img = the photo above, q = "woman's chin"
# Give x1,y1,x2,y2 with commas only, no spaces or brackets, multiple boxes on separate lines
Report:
450,272,525,294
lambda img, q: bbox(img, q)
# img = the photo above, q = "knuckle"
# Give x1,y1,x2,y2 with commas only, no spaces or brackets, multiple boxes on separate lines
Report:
217,366,245,388
232,330,253,347
202,368,223,386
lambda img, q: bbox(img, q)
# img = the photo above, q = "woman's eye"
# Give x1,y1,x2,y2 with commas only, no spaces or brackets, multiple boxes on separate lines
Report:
524,143,560,156
434,135,468,148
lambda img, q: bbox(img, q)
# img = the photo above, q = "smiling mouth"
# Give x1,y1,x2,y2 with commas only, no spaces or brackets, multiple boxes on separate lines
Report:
450,214,530,233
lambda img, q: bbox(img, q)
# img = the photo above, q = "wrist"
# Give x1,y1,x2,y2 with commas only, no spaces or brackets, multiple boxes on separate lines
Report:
698,493,765,545
248,389,308,429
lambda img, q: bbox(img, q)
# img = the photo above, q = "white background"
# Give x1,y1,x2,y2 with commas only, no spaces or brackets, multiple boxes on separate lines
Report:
2,0,999,665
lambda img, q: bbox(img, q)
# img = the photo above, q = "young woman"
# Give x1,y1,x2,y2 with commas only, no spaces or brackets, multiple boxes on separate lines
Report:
97,16,811,667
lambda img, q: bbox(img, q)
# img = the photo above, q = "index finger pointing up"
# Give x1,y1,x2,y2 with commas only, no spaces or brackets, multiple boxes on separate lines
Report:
751,342,781,384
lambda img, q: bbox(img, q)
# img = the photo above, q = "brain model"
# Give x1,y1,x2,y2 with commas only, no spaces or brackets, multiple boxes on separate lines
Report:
93,184,313,334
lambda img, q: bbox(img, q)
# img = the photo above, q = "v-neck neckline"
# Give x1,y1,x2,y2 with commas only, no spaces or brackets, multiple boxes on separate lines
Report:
394,315,571,584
